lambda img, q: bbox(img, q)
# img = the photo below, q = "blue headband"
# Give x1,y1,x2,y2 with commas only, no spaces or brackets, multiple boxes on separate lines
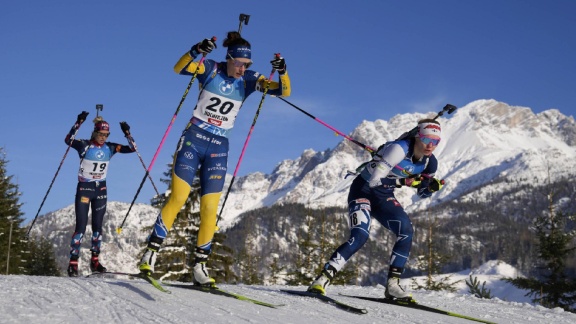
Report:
227,45,251,59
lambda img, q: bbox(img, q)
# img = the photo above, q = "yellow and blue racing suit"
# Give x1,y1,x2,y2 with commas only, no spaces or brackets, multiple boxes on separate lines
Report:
148,50,291,256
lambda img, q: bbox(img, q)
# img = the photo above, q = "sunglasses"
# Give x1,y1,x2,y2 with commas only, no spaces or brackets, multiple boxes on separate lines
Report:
227,54,253,69
419,134,440,146
96,132,110,138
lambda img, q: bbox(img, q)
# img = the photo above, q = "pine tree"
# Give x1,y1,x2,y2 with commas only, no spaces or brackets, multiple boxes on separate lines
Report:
504,210,576,311
286,213,318,285
25,237,61,276
268,253,286,285
411,211,460,292
208,227,237,283
0,148,27,275
504,174,576,312
236,234,263,285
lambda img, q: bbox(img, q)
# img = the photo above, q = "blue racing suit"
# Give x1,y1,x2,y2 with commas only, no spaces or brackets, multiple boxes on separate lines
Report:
65,124,134,257
326,137,439,275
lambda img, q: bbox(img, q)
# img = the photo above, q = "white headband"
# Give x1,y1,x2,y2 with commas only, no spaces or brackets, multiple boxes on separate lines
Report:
418,122,441,137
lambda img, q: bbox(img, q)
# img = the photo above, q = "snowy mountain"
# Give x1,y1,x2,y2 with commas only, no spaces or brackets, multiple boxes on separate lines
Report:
2,260,575,324
216,99,576,228
29,99,576,275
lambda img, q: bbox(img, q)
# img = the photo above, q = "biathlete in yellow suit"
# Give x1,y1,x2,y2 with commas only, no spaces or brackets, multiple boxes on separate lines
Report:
139,31,291,285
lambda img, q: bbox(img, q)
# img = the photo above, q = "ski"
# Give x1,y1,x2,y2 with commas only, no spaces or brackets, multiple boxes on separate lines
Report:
281,289,368,315
164,283,283,308
339,293,495,324
86,271,171,294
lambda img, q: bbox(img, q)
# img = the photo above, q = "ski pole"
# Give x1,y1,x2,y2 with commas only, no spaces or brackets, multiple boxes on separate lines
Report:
123,130,161,197
25,117,87,238
217,61,277,223
116,44,214,235
238,13,250,34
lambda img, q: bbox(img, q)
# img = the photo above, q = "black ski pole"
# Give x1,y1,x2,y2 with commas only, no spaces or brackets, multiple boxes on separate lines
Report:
96,104,103,118
25,113,88,238
116,40,215,235
238,13,250,34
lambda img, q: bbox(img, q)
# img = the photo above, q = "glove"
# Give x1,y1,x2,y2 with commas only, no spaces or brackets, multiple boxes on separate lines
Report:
196,38,217,54
270,55,286,73
396,176,422,188
428,178,444,192
76,111,89,124
120,121,131,136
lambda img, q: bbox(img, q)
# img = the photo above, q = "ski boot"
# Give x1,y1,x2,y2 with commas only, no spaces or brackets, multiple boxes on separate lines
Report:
90,252,107,273
67,256,79,277
138,236,162,275
192,248,215,287
308,264,337,295
385,277,413,300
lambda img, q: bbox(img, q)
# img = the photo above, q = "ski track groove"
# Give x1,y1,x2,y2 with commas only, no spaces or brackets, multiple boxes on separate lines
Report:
86,276,184,323
3,276,576,323
168,285,283,324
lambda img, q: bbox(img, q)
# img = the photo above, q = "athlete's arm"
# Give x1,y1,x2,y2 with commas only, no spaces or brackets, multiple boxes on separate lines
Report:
367,144,405,188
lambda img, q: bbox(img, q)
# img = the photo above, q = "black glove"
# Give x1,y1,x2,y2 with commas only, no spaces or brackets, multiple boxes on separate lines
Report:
196,38,217,54
270,55,286,73
120,121,131,136
77,111,89,124
428,178,444,192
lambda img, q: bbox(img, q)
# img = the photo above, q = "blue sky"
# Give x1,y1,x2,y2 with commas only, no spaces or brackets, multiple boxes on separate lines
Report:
2,0,575,224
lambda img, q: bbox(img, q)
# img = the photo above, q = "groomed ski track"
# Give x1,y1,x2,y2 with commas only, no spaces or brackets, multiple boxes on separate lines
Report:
2,275,574,324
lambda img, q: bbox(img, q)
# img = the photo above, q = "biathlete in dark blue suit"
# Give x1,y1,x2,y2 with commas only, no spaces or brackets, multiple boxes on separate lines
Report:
66,112,135,277
308,119,445,300
138,31,291,285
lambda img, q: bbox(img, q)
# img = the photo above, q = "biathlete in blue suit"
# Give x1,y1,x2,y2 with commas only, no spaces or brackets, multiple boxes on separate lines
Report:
139,31,291,285
66,112,135,277
308,119,445,300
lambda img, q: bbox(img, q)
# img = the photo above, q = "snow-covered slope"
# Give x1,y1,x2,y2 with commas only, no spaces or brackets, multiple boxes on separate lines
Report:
1,260,574,324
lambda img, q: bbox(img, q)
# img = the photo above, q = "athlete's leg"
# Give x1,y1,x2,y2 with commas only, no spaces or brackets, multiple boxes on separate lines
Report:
196,135,228,254
139,131,202,274
89,182,107,254
71,182,93,258
186,135,228,285
309,177,372,294
372,196,413,274
151,132,200,240
326,197,372,271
